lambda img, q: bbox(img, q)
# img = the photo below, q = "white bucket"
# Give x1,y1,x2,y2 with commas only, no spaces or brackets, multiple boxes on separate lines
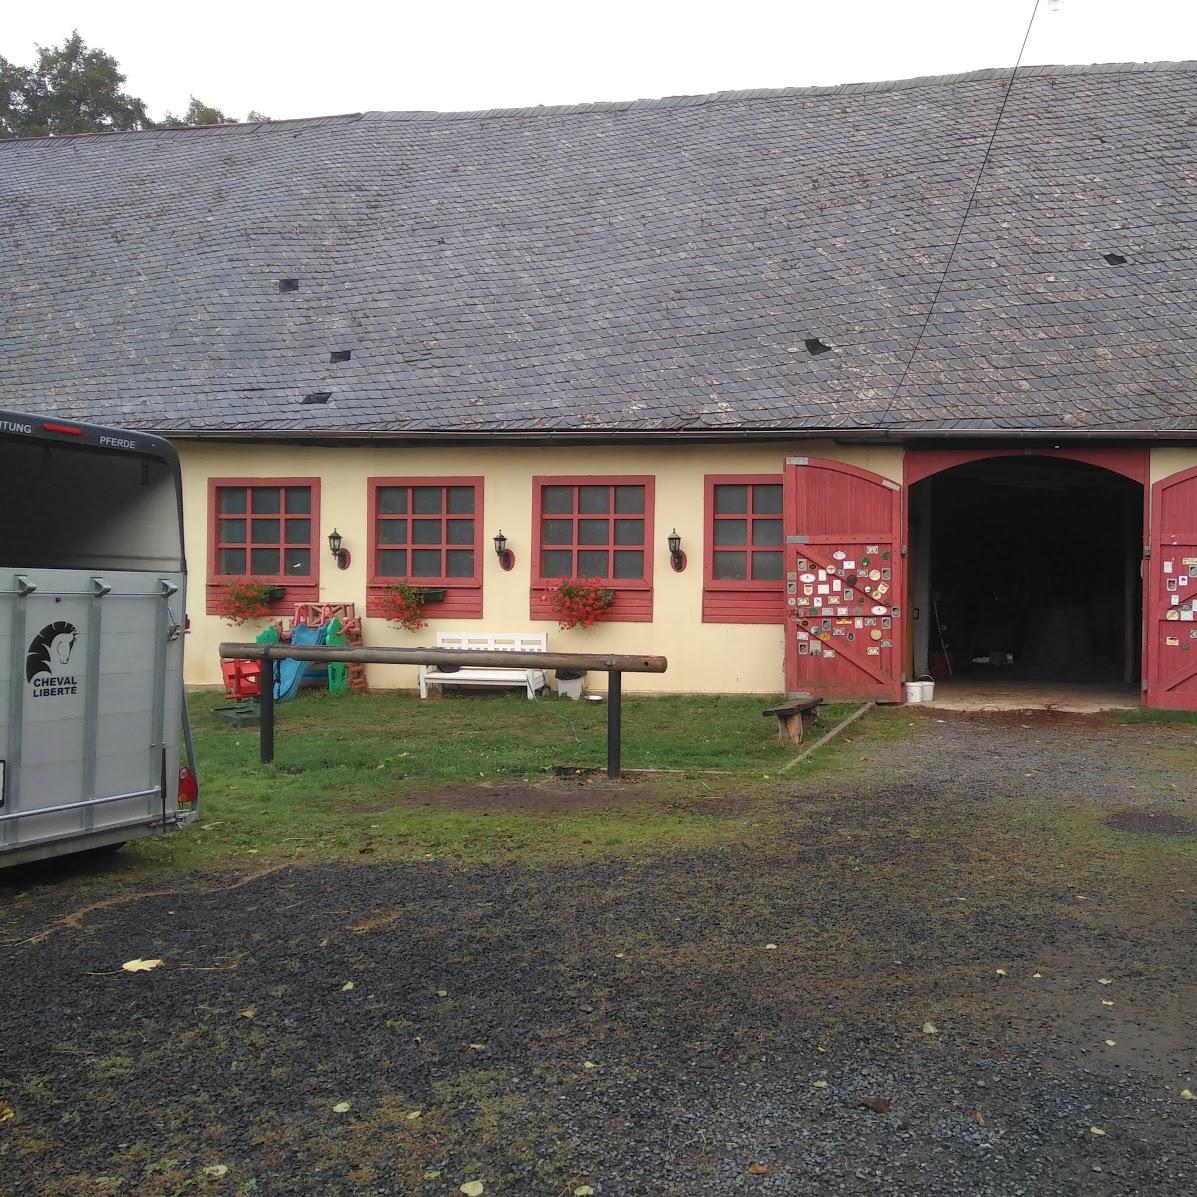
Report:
917,678,936,702
905,681,923,704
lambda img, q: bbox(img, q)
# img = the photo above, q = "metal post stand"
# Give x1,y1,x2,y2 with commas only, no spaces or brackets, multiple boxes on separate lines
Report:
607,670,622,779
259,663,275,764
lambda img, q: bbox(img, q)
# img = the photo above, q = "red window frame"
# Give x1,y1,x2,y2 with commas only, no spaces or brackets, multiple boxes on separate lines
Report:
206,477,321,614
366,477,484,619
702,474,785,624
530,475,654,623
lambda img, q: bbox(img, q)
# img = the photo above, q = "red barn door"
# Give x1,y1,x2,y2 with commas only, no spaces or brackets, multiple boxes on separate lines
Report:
783,457,905,702
1147,465,1197,710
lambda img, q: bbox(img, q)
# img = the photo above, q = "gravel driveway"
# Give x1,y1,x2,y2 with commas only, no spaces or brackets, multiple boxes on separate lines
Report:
2,709,1195,1195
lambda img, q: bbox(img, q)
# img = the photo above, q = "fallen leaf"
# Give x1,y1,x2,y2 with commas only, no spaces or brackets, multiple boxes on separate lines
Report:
121,958,164,973
468,1043,487,1051
423,1171,442,1180
1090,1126,1106,1136
0,1103,13,1123
460,1182,485,1197
240,1007,256,1020
583,1060,599,1070
332,1101,351,1113
435,989,448,998
1102,999,1114,1006
574,1187,595,1196
859,1096,891,1114
1032,972,1043,979
406,1110,422,1120
614,952,625,959
1181,1089,1194,1101
971,1108,986,1126
202,1165,229,1179
764,943,778,951
995,969,1006,977
1105,1039,1116,1047
1098,978,1113,986
747,1162,770,1175
922,1022,938,1035
341,981,355,991
812,1080,828,1089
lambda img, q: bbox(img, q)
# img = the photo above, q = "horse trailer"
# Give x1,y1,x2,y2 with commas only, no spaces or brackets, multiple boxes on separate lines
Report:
0,411,198,868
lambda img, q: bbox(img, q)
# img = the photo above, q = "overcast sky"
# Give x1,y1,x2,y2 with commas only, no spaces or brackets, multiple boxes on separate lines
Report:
3,1,1195,121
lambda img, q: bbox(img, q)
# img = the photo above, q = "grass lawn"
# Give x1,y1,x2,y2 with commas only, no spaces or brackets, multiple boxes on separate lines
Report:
124,690,867,875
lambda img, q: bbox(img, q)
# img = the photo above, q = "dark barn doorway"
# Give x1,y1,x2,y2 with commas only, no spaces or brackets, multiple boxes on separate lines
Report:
910,456,1143,688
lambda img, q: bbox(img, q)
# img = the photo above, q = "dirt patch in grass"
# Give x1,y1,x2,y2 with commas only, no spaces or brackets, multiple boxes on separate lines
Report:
338,778,754,817
1104,809,1197,836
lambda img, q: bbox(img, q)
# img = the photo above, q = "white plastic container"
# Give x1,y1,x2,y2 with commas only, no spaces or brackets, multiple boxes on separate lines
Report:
905,681,923,703
916,677,936,702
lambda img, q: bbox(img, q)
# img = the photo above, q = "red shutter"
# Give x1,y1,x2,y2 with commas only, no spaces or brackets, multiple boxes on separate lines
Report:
783,457,905,702
1146,466,1197,710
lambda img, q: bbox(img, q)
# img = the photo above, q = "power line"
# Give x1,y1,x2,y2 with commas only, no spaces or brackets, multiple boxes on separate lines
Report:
877,0,1042,424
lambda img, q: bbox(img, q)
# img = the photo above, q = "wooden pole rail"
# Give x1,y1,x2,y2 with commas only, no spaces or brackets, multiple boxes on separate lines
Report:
217,643,668,779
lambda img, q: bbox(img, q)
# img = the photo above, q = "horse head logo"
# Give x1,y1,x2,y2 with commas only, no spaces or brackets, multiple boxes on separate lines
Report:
26,622,79,682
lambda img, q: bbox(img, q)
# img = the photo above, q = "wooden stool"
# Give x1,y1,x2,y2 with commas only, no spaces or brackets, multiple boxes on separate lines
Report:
762,697,823,746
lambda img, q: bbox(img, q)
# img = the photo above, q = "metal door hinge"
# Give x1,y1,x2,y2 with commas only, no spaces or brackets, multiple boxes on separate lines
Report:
787,535,810,544
786,456,809,466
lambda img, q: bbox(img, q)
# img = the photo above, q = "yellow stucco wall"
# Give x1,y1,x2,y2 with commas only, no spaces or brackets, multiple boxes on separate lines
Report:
1150,448,1197,486
178,440,902,694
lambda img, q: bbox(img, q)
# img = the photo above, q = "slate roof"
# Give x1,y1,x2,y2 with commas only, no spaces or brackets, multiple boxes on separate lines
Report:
1,61,1196,436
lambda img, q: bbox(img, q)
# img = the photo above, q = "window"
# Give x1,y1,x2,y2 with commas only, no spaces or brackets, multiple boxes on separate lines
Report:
703,475,785,623
206,477,320,613
367,478,484,618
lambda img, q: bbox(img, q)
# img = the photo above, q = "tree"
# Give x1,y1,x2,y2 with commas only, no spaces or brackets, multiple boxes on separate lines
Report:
0,31,151,137
0,32,268,138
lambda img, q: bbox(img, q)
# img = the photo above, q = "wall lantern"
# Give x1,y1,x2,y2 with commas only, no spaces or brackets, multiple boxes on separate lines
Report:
667,529,686,572
493,530,515,571
328,528,351,570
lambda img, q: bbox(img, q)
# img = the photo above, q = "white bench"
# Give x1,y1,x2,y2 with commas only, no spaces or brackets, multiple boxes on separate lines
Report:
418,631,549,699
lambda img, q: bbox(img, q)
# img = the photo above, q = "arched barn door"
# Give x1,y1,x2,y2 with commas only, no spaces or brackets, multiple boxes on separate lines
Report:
1147,466,1197,710
783,457,905,702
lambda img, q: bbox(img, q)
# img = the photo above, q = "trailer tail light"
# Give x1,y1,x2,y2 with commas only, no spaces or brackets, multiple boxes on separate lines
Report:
178,766,199,805
41,421,84,436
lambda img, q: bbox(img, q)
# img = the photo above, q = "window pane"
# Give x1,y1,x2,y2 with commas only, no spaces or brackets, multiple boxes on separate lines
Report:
285,518,311,546
446,519,474,546
446,486,474,514
578,518,610,545
613,550,643,579
446,549,474,577
578,550,609,577
411,549,441,576
613,485,643,514
251,518,281,545
285,486,311,514
413,487,442,514
251,548,280,575
251,487,281,514
219,518,246,544
543,485,574,514
217,487,247,515
713,550,747,580
752,551,783,580
218,547,246,575
752,519,783,546
412,520,442,545
541,549,572,577
378,549,407,576
284,549,311,575
714,519,747,546
378,487,408,515
542,518,573,546
614,518,643,545
752,484,783,514
378,519,407,545
578,486,610,514
714,484,746,515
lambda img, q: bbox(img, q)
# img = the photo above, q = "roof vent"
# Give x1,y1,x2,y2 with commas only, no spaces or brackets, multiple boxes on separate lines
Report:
1103,253,1127,266
805,338,832,356
330,350,351,363
303,392,332,405
278,278,300,293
